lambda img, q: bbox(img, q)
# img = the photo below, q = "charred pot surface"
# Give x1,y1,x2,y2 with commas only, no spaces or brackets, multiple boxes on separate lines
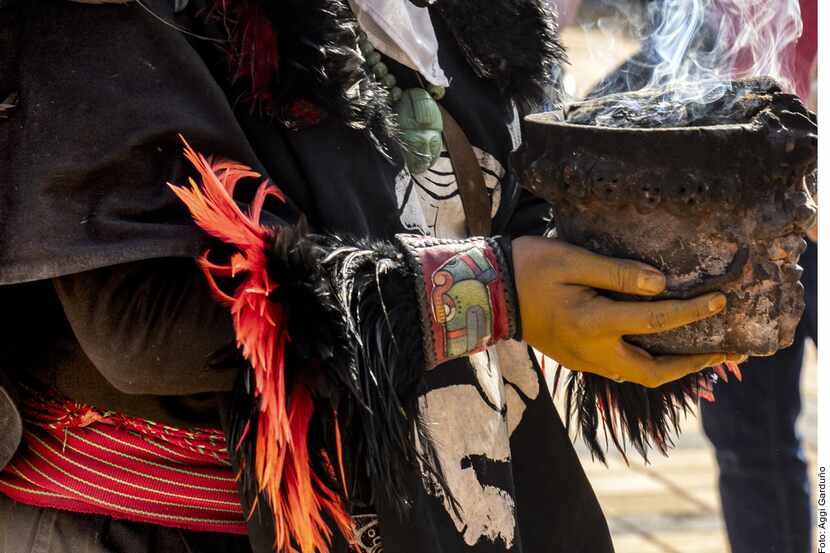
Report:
513,78,817,356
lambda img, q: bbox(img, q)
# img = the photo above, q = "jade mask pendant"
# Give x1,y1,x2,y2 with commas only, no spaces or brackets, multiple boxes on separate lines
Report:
395,88,444,175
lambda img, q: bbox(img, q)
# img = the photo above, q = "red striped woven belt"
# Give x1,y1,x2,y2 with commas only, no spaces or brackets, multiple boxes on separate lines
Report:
0,386,247,535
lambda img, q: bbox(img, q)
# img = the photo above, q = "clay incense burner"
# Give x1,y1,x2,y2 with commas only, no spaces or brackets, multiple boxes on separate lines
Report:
512,78,817,356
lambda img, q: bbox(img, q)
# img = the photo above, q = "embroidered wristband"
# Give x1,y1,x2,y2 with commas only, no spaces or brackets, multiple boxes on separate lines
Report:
395,234,519,369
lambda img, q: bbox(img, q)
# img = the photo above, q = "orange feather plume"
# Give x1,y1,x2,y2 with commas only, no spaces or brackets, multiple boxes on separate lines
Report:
169,138,352,553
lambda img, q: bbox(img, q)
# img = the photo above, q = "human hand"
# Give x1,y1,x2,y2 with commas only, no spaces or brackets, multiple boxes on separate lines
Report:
512,236,742,387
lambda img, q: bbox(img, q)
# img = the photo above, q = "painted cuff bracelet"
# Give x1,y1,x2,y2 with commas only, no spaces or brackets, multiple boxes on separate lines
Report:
395,234,519,369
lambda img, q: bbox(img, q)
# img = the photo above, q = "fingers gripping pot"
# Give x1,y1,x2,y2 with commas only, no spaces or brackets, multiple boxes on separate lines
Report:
512,79,817,356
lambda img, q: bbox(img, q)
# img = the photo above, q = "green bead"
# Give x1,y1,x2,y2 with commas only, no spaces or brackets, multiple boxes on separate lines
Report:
372,62,389,79
358,39,374,55
366,51,382,66
382,74,397,89
390,87,403,102
428,84,446,101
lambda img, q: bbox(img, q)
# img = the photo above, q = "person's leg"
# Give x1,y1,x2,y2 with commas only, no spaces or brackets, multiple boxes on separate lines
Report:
700,329,810,553
800,241,817,345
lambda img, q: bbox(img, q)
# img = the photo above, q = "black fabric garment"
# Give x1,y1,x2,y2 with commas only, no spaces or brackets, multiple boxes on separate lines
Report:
0,0,297,286
0,274,228,428
0,494,253,553
508,363,614,553
375,349,613,553
0,2,611,553
53,258,237,397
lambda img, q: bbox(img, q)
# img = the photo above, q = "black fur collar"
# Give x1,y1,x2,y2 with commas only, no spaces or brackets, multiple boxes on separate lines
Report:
216,0,564,141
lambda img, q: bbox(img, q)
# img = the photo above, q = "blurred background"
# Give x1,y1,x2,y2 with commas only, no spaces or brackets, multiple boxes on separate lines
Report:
549,1,819,551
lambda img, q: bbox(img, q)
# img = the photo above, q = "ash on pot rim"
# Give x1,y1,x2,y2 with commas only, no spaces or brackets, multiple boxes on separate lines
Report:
563,77,794,130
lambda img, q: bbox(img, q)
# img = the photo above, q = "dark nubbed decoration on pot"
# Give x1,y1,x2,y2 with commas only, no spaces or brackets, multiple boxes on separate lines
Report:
513,77,817,356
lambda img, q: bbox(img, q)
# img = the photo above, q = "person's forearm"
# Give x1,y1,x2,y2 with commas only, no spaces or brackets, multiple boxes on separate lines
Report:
53,258,238,395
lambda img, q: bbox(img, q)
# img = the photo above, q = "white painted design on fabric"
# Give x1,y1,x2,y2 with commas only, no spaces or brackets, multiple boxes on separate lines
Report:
418,373,516,548
497,340,540,436
395,147,504,238
352,514,384,553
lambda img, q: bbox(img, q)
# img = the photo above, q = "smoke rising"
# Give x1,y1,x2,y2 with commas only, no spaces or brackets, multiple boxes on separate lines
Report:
579,0,804,109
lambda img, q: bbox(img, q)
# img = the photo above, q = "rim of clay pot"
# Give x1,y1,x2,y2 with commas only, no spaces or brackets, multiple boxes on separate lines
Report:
519,110,816,169
524,112,752,134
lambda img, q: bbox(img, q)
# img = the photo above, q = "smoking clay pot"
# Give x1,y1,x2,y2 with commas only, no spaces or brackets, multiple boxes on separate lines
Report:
512,78,817,356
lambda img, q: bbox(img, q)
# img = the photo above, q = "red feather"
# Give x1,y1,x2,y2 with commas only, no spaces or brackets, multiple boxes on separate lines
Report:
713,363,730,383
169,138,352,553
212,0,280,109
697,375,716,403
725,360,743,382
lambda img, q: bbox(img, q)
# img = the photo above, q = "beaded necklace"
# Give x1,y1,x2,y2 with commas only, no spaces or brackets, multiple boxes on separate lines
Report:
358,30,448,175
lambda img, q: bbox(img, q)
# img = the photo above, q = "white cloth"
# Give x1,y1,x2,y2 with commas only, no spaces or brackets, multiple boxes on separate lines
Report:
350,0,450,87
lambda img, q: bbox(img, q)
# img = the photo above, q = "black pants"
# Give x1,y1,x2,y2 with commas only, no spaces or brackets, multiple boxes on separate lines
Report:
0,495,252,553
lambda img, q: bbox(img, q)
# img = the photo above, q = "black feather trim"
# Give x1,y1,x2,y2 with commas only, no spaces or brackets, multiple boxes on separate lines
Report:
226,219,447,518
310,233,448,513
269,0,399,149
213,0,399,150
558,367,713,464
435,0,567,111
210,0,563,141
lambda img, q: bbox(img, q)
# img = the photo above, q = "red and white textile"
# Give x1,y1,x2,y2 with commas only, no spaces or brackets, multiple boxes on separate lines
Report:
0,386,247,535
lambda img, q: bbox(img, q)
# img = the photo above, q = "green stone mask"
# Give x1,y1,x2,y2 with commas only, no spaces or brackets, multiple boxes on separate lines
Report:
395,88,444,175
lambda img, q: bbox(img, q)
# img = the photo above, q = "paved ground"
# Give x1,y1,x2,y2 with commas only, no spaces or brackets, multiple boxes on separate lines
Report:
558,344,818,553
555,23,819,552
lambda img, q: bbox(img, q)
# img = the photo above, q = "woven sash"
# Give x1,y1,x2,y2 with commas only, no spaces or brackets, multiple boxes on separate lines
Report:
0,386,247,535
